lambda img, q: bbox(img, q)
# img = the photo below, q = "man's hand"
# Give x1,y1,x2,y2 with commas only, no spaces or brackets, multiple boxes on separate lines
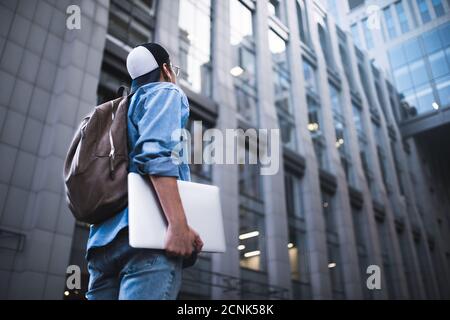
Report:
164,224,204,257
148,175,204,257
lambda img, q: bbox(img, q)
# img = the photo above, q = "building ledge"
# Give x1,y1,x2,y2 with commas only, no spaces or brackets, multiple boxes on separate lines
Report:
399,106,450,138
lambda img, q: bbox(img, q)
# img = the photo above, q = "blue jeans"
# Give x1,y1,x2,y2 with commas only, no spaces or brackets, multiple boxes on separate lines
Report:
86,229,183,300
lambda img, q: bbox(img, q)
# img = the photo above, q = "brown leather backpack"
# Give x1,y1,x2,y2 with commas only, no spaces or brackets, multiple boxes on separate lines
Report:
64,91,132,224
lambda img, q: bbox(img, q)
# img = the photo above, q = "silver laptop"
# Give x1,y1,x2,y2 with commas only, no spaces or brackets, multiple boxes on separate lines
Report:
128,173,226,253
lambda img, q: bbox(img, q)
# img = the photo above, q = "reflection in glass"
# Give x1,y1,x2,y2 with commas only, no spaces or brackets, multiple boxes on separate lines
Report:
383,6,397,40
179,0,213,96
436,75,450,107
395,1,409,34
230,0,258,125
239,207,265,271
416,0,431,23
269,29,296,151
285,174,304,220
362,18,374,49
431,0,445,17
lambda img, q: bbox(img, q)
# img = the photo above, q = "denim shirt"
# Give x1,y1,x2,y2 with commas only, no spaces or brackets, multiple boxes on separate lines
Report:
86,82,191,254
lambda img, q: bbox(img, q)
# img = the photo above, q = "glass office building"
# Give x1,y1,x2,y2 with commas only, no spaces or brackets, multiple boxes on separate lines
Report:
0,0,449,300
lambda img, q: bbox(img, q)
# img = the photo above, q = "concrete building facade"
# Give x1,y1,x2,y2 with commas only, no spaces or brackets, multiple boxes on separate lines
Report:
0,0,448,300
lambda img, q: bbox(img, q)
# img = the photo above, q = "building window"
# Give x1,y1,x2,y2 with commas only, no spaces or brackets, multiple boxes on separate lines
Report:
289,227,312,298
239,144,265,272
383,6,397,40
322,192,337,234
239,207,266,272
377,220,397,299
231,0,258,125
107,0,156,47
327,0,341,26
339,43,355,87
348,0,365,11
307,95,327,169
390,141,405,195
186,117,213,184
395,1,410,34
389,23,450,117
317,15,333,66
375,81,389,120
268,0,282,18
374,123,389,189
303,60,319,94
296,0,309,44
431,0,445,17
353,103,377,198
358,62,375,108
362,18,374,49
179,0,213,97
330,84,355,186
351,23,362,48
351,207,373,299
269,29,297,151
239,159,263,202
416,0,432,23
285,173,304,220
322,191,345,299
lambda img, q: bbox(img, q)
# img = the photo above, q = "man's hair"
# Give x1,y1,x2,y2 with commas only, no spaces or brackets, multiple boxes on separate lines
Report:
145,57,171,83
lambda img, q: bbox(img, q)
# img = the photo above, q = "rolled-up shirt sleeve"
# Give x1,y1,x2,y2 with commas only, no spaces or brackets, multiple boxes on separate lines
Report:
132,88,184,178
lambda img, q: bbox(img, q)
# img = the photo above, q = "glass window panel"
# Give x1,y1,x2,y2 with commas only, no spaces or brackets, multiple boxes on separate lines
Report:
429,50,450,79
351,24,361,48
393,66,414,92
362,18,374,49
403,89,419,110
389,45,407,69
303,61,319,94
322,192,336,234
297,0,308,43
415,84,435,113
383,6,397,39
230,0,254,46
288,228,310,283
432,0,445,17
239,158,263,200
439,23,450,47
330,84,343,115
404,38,422,63
352,103,364,134
416,0,431,23
436,75,450,107
239,208,265,271
409,59,430,87
285,174,304,219
423,29,443,54
179,0,212,96
395,1,410,33
268,0,281,18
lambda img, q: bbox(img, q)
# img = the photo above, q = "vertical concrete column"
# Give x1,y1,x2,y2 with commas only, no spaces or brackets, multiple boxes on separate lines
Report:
344,35,388,300
361,57,410,299
210,0,241,299
254,0,292,298
287,0,333,300
154,0,180,59
324,14,364,300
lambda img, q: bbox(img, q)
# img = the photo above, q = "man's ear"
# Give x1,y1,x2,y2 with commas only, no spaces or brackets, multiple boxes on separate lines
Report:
162,63,173,82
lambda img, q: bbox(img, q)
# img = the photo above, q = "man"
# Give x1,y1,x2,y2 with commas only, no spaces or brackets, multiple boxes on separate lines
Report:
85,43,203,300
